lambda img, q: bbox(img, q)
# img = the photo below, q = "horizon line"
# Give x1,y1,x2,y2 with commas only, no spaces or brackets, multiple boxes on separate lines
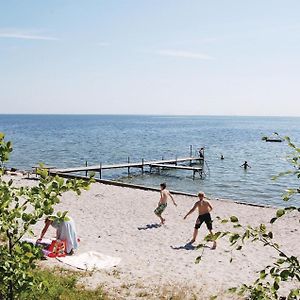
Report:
0,113,300,118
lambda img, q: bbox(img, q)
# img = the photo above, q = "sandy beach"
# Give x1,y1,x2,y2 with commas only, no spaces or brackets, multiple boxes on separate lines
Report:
7,174,300,299
2,1,300,298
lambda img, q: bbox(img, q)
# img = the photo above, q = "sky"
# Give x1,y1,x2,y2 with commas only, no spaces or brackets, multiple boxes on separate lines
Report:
0,1,300,116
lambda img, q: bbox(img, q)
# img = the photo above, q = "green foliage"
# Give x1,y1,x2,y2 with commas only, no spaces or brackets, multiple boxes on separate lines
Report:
201,136,300,300
230,215,239,223
214,218,300,299
273,137,300,201
0,132,13,172
0,242,43,298
0,132,94,299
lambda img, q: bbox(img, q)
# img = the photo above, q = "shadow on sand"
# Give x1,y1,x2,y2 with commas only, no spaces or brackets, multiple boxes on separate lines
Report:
137,223,162,230
170,243,211,251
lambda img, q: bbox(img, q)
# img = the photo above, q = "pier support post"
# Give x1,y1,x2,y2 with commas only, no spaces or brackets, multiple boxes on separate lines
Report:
99,162,102,179
190,145,193,166
127,157,130,176
175,155,178,166
142,158,144,175
85,161,88,177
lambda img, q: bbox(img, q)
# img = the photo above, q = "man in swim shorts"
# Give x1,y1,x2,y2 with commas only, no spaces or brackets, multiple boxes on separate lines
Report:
154,182,177,224
183,191,216,249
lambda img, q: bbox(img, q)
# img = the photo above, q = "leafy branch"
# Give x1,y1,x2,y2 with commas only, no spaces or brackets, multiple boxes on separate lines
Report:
198,136,300,300
0,132,94,299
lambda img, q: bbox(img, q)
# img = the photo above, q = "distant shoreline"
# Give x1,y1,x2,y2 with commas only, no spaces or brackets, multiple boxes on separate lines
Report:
1,113,300,118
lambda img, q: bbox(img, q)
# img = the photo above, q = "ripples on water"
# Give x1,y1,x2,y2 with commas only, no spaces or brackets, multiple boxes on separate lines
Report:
1,114,299,206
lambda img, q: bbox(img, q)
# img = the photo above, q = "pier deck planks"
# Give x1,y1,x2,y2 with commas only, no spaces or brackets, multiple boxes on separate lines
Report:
150,164,202,171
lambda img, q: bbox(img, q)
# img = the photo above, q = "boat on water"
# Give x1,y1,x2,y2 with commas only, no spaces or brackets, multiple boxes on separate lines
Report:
262,133,284,143
265,138,283,142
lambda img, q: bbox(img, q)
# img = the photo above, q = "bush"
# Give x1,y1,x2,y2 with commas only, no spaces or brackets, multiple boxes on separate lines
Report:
0,132,93,299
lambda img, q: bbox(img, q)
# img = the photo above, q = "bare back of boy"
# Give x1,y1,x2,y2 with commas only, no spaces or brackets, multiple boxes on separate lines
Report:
160,189,170,204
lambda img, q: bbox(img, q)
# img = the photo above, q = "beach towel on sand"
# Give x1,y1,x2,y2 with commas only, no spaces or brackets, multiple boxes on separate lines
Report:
57,251,121,271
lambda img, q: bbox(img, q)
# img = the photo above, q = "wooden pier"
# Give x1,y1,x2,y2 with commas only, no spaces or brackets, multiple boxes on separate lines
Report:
48,145,206,180
51,156,204,180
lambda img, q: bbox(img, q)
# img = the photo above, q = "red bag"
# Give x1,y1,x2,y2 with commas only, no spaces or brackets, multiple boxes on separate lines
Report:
47,240,66,257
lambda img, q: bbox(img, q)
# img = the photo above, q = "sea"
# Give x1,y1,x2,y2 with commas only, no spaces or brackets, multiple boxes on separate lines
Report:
1,114,300,207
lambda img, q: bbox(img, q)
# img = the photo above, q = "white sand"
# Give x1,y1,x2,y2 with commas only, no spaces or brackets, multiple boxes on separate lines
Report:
6,175,300,299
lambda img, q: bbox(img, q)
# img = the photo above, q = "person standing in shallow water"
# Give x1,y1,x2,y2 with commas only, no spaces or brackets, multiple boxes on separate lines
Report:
183,192,217,249
240,161,251,170
154,183,177,224
199,147,205,158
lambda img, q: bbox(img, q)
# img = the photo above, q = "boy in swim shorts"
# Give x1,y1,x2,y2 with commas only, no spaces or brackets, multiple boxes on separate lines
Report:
183,191,216,249
154,183,177,224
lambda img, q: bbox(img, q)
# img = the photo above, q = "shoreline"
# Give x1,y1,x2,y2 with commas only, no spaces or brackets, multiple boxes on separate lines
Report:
6,168,282,209
6,169,278,208
50,171,277,209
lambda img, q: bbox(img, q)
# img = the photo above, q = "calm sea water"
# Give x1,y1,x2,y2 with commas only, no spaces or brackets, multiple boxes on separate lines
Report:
1,114,300,206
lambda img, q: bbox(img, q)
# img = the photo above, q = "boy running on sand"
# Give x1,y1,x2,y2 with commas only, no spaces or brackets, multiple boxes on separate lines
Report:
154,183,177,224
184,191,216,249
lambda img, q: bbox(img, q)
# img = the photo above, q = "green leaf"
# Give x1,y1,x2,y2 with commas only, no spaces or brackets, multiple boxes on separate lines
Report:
229,233,240,243
280,270,290,281
273,281,279,290
233,224,242,228
283,196,290,201
260,270,267,279
230,216,239,223
195,256,202,264
228,287,237,293
209,232,222,241
276,258,285,264
276,209,285,218
195,243,205,249
285,206,296,211
259,224,266,232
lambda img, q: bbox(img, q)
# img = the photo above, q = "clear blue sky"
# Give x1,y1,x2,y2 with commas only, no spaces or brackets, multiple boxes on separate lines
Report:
1,1,299,115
